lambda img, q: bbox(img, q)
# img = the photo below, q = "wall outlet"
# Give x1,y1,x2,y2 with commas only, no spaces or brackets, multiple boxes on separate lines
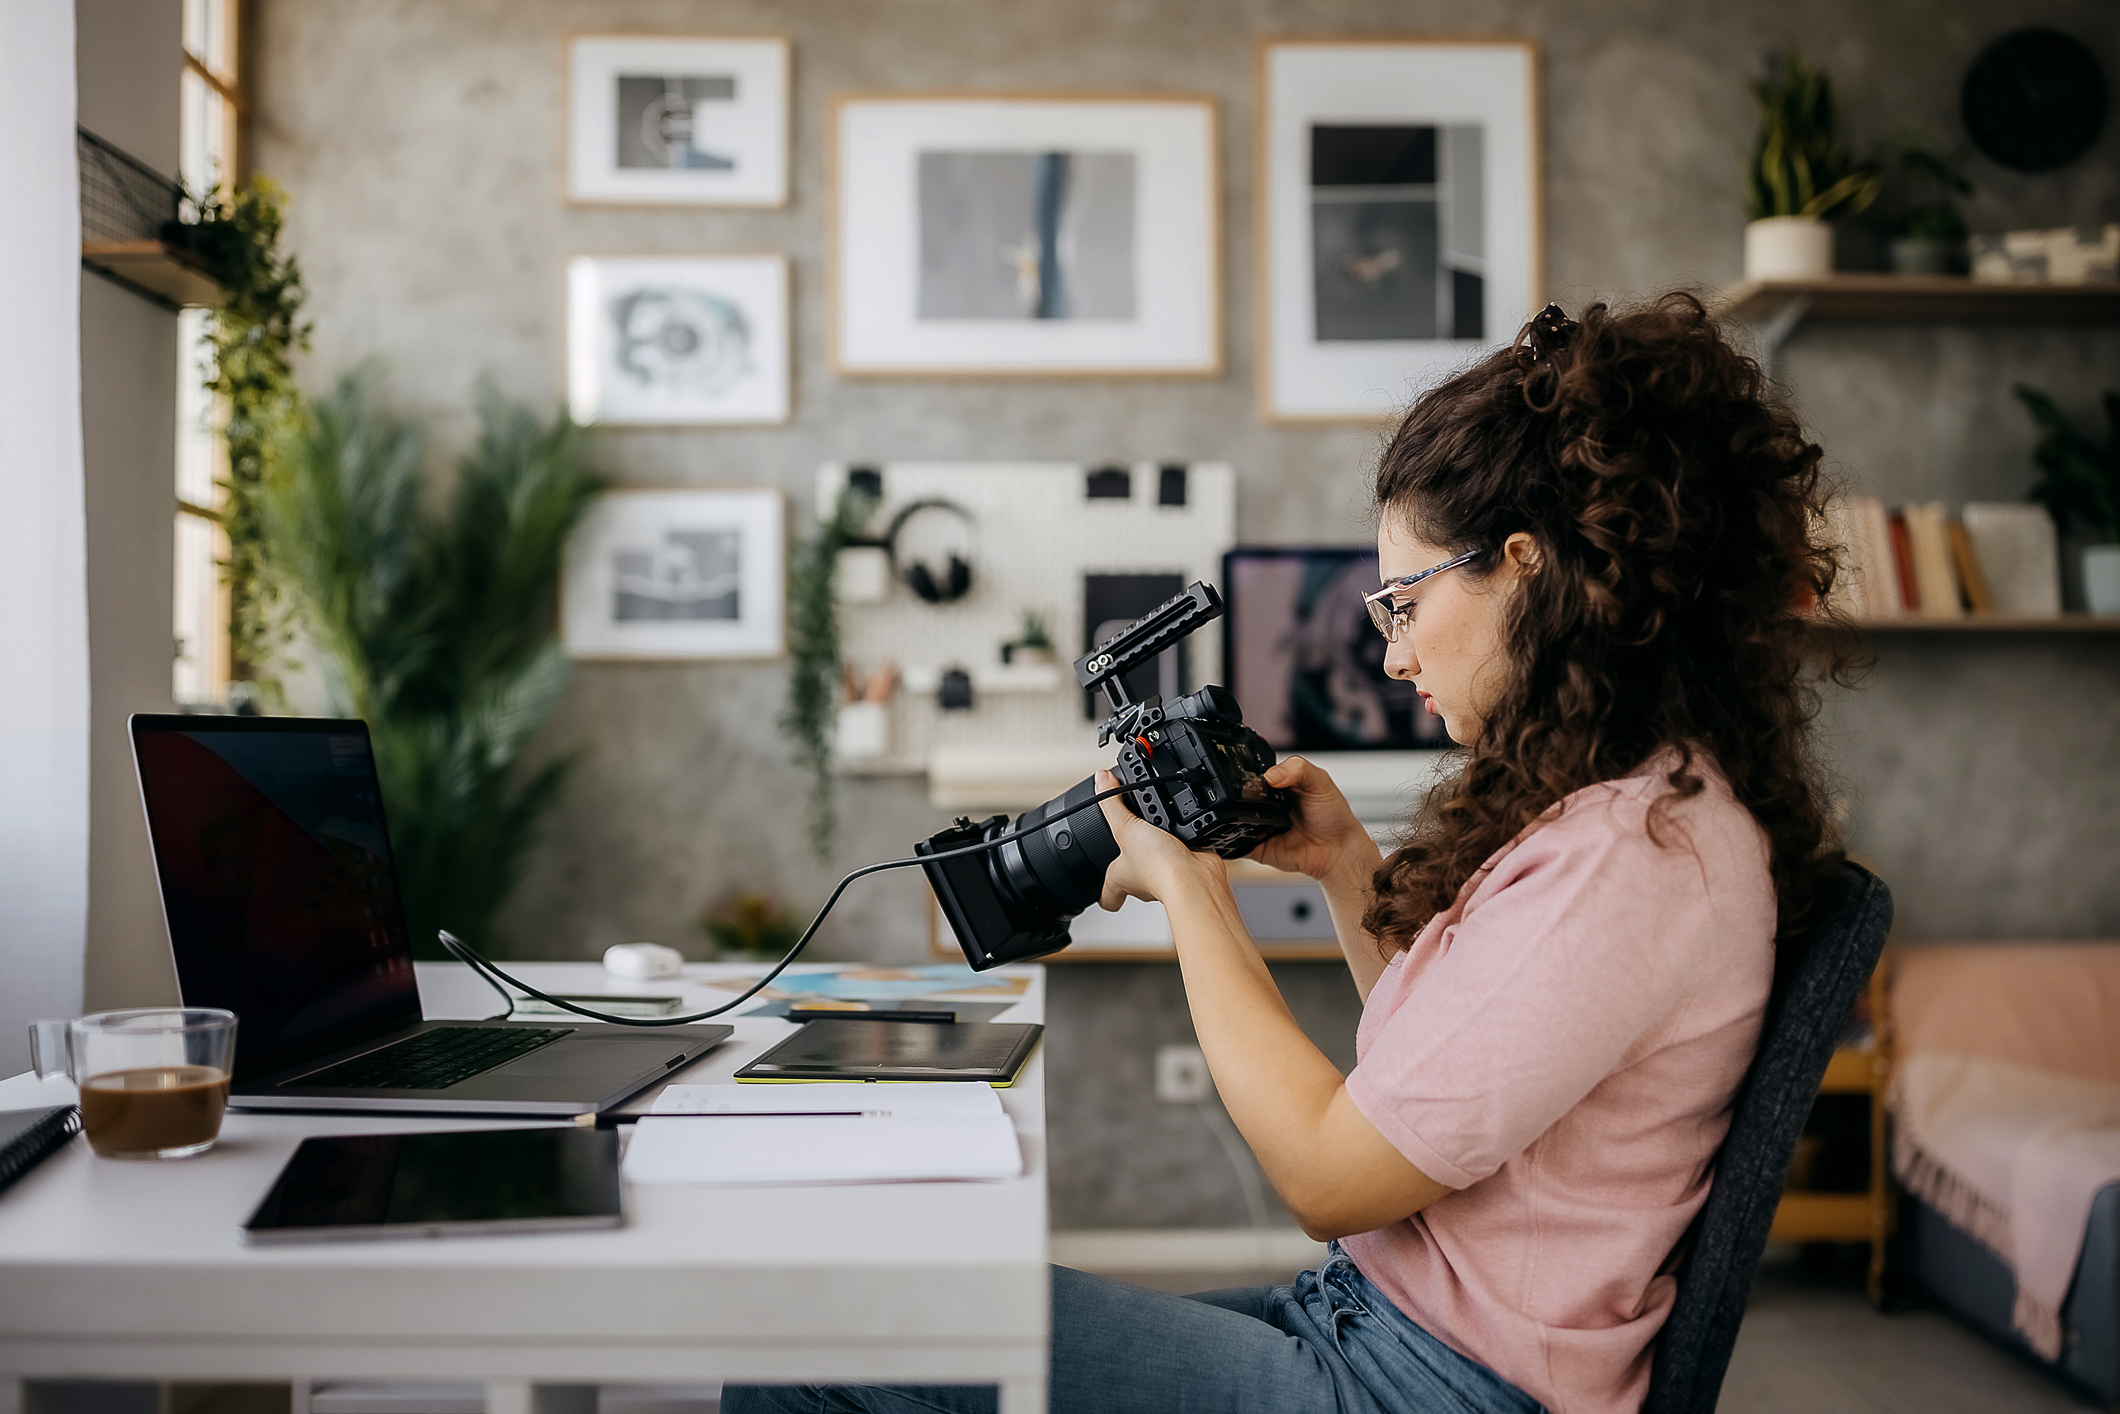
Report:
1154,1044,1213,1104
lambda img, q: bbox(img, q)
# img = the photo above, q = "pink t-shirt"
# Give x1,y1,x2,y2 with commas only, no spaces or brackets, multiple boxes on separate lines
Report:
1340,755,1775,1414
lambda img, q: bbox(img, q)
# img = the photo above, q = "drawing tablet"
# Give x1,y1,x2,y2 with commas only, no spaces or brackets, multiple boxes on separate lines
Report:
735,1020,1043,1085
242,1127,623,1243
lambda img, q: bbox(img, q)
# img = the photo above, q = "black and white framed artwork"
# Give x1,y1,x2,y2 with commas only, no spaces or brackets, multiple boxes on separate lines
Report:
566,35,789,207
563,489,785,660
1259,40,1540,422
566,255,789,426
834,96,1219,375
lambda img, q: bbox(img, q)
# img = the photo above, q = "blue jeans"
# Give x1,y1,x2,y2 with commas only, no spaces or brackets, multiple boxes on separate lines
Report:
720,1247,1543,1413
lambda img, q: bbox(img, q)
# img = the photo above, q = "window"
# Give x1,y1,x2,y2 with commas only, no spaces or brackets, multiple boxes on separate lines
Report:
173,0,242,704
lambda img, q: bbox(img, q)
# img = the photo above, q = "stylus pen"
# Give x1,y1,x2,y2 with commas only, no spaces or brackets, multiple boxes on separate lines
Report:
787,1008,957,1024
602,1110,882,1126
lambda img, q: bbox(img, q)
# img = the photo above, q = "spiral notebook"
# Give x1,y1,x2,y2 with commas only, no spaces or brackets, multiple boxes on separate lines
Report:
0,1106,81,1198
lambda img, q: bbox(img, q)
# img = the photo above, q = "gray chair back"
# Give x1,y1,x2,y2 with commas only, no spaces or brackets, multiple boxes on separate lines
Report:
1641,859,1895,1414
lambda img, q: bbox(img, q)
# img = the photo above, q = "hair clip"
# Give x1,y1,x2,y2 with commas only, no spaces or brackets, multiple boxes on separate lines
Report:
1520,303,1579,366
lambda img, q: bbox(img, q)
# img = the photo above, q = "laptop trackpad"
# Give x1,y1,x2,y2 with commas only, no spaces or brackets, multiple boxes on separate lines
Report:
499,1034,696,1079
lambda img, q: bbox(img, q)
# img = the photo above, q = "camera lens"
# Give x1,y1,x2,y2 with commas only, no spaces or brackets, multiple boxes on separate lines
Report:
991,775,1119,918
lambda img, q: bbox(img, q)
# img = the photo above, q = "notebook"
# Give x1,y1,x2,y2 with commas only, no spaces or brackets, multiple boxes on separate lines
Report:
621,1083,1022,1185
0,1106,80,1198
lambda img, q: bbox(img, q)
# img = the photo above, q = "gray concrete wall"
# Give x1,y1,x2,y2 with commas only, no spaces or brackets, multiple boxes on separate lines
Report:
77,0,183,1012
246,0,2120,1228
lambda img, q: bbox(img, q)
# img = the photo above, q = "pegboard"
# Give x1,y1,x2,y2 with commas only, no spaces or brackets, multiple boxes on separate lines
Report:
814,461,1234,769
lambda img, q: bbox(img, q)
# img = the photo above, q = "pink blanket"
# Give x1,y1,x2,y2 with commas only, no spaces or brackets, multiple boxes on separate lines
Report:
1889,943,2120,1359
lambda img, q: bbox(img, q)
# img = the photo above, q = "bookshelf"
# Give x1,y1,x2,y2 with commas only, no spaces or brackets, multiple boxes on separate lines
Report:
1850,615,2120,633
1716,275,2120,327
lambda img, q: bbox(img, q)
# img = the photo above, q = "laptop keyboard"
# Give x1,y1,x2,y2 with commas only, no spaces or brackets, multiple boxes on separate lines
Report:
295,1026,571,1091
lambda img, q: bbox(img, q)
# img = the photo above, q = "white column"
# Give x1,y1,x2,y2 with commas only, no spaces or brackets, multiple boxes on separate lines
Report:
0,0,90,1073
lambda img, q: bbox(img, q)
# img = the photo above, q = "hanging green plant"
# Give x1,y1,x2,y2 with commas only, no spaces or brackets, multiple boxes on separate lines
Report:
180,177,311,691
780,482,881,860
262,368,605,958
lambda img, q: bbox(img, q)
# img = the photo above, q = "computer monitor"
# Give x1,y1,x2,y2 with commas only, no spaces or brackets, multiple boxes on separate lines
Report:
1222,546,1454,752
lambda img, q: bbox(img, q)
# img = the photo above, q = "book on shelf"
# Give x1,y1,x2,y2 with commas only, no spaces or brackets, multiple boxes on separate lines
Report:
1826,496,2063,623
1961,503,2063,617
1887,510,1920,614
1903,502,1966,620
1947,520,1993,614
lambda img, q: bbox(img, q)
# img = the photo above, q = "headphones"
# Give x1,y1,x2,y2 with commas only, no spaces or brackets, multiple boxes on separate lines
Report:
884,498,975,604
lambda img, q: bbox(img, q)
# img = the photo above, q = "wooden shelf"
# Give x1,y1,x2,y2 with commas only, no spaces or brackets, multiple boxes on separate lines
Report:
1770,1192,1883,1243
1852,615,2120,632
1817,1043,1885,1094
1717,275,2120,325
81,239,220,308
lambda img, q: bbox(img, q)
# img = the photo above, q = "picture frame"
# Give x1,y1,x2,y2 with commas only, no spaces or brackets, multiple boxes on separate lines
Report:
1258,39,1542,423
566,254,790,427
832,94,1220,376
562,488,785,661
565,34,790,207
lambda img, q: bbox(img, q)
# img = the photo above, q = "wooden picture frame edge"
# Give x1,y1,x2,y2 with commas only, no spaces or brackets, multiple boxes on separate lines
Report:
1253,35,1544,426
561,483,790,663
560,32,794,211
561,252,795,429
827,90,1224,380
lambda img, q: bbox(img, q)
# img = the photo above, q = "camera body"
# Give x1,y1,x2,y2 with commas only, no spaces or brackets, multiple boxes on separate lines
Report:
920,582,1293,970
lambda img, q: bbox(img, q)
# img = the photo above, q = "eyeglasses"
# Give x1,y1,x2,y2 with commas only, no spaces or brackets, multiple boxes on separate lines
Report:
1362,549,1483,642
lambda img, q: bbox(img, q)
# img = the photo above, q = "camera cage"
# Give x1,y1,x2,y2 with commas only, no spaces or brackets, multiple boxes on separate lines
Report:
1075,581,1224,741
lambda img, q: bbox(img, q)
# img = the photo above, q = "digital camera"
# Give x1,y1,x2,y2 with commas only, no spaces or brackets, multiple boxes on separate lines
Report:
919,582,1293,969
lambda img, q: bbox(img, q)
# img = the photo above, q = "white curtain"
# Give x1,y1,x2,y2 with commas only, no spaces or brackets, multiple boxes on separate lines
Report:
0,0,90,1073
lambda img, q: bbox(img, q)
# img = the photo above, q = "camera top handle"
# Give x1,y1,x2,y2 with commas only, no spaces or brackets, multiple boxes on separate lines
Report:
1075,581,1223,718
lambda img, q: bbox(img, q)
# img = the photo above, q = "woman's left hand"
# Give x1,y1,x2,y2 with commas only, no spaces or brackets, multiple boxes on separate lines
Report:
1092,769,1225,912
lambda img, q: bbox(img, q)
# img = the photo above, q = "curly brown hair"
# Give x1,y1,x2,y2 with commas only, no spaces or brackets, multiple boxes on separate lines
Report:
1360,293,1856,974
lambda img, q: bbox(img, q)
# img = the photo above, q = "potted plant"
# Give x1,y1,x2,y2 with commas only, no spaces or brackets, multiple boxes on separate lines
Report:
694,890,804,961
1744,49,1880,280
262,371,604,956
2016,384,2120,614
1869,131,1974,275
1000,609,1057,665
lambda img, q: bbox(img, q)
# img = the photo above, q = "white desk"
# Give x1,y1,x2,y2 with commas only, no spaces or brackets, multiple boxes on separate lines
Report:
0,963,1048,1414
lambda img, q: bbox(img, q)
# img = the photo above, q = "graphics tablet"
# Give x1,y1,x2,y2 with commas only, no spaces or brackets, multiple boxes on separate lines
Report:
243,1127,623,1243
735,1020,1043,1085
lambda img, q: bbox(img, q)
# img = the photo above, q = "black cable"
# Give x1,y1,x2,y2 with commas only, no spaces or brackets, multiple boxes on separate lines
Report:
435,777,1161,1027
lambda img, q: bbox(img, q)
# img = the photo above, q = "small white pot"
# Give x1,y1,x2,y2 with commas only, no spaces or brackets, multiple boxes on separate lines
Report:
834,701,889,760
1744,216,1834,280
2084,544,2120,617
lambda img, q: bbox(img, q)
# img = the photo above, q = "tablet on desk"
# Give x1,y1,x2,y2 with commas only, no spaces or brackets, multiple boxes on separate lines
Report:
735,1019,1042,1085
242,1127,623,1243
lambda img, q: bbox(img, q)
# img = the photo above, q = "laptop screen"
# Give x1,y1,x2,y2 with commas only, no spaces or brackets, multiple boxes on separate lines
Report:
131,715,422,1082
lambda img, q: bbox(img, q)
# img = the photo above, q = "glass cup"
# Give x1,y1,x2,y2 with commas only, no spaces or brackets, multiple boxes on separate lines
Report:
28,1008,238,1160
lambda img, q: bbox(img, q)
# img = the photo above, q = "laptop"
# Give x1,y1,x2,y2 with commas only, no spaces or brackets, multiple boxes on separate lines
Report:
129,713,730,1116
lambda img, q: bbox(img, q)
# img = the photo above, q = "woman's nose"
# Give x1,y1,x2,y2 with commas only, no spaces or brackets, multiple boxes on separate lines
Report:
1384,634,1420,681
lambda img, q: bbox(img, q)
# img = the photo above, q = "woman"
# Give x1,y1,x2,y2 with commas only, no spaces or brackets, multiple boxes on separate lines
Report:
724,293,1848,1414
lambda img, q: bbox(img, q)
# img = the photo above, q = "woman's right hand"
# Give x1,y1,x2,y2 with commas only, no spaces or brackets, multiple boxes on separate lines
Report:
1247,757,1379,886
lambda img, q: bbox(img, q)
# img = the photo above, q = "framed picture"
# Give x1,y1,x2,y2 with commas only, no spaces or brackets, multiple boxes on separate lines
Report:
566,255,790,426
563,489,785,660
1223,546,1454,752
1259,39,1541,422
832,95,1220,376
565,35,789,207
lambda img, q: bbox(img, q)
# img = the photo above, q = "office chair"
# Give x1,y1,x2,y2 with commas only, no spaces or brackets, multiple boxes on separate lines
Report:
1642,858,1896,1414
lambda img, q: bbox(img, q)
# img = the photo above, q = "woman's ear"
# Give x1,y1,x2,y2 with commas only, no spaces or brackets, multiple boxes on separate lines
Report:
1501,531,1541,576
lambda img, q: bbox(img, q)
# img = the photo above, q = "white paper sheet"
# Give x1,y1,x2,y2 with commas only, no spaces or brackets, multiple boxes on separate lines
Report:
623,1082,1020,1185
